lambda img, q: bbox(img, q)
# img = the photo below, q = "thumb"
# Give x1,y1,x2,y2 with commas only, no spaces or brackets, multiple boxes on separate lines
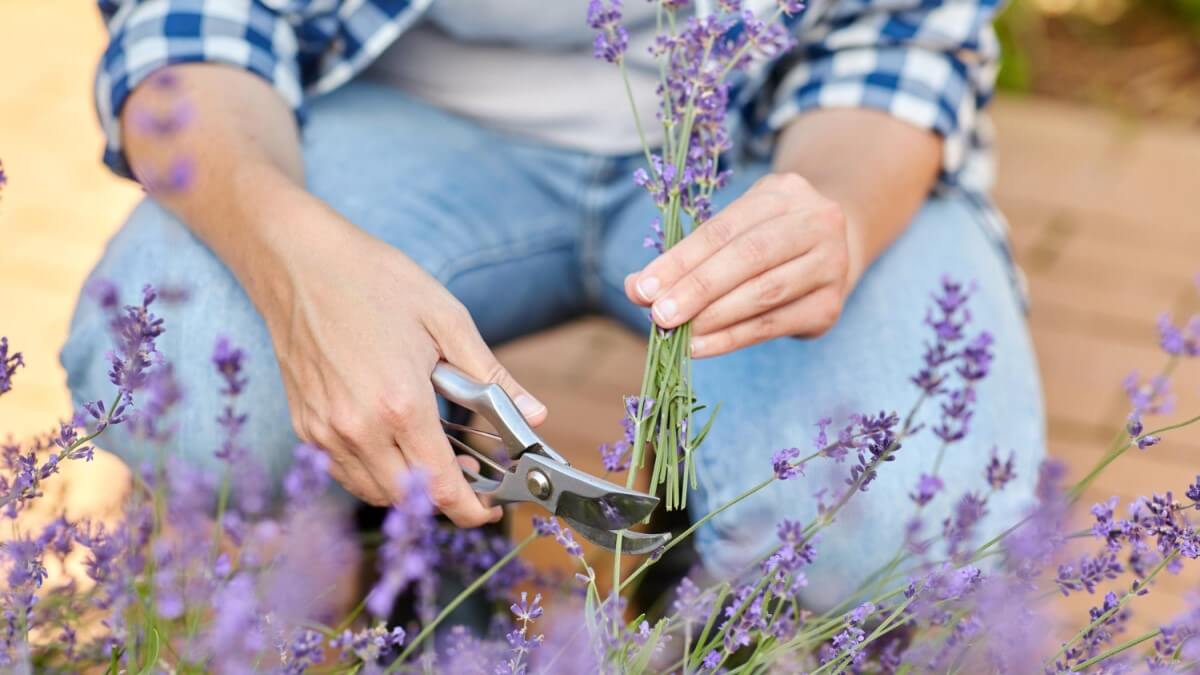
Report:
431,304,548,426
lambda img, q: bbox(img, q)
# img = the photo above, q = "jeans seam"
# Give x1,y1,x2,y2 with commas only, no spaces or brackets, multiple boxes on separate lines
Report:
579,155,618,309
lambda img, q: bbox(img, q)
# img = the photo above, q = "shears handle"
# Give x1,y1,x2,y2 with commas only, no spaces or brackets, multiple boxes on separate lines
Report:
431,361,542,461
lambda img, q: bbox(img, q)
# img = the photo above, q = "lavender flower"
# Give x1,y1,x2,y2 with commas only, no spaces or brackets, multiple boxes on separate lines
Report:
771,447,803,480
943,492,988,560
1157,312,1200,357
587,0,627,63
1137,434,1162,450
721,583,768,652
105,285,165,395
1055,551,1123,596
282,443,331,506
532,516,584,558
0,337,23,396
909,473,943,506
280,629,325,674
672,576,712,626
366,471,438,618
1123,371,1174,417
212,335,247,396
498,592,544,675
844,411,902,492
826,602,874,668
985,448,1016,490
329,623,405,663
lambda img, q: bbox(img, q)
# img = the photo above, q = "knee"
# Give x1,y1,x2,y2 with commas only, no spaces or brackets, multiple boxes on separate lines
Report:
61,200,297,488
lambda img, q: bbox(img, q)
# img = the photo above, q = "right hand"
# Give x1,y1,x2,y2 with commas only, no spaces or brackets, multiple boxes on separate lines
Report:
258,196,547,527
119,65,545,526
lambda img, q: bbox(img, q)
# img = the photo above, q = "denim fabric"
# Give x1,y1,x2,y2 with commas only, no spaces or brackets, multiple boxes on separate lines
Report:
62,81,1044,607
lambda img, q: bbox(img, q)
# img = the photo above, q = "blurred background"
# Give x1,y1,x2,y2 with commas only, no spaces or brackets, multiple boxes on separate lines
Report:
2,0,1199,633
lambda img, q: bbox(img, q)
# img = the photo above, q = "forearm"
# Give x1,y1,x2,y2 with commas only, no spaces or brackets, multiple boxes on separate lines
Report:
120,63,358,311
772,107,943,289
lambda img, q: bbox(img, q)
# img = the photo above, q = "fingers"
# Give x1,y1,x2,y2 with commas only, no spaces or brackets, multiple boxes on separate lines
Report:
641,213,823,329
429,299,548,426
299,407,396,506
626,190,792,307
385,383,502,527
689,249,828,336
690,287,844,358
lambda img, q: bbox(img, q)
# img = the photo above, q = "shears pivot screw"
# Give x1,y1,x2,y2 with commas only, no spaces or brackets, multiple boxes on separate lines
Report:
526,469,552,500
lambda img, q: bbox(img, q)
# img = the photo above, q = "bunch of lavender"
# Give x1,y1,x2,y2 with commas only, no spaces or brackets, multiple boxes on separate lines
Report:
591,0,797,512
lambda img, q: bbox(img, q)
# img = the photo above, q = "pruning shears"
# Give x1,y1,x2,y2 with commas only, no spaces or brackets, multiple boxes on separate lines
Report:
432,362,670,555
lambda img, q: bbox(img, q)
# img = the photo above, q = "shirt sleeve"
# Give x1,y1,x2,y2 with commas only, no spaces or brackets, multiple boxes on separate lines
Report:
95,0,306,178
767,0,1002,183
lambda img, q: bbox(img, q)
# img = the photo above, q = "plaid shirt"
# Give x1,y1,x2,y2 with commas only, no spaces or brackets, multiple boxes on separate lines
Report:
95,0,1009,243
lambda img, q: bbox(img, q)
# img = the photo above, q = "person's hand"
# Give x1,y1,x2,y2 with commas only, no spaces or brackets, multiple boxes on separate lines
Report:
624,173,856,358
260,201,547,526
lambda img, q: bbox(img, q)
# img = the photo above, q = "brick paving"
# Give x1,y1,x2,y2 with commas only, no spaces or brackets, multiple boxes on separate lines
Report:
3,0,1199,638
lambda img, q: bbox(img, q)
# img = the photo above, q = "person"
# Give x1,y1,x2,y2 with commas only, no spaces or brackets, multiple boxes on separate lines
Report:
64,0,1044,605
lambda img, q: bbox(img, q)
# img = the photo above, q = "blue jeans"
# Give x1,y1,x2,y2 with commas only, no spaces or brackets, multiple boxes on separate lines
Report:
62,82,1045,606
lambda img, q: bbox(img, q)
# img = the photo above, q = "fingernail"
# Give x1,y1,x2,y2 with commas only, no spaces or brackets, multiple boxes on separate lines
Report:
515,393,546,418
636,276,660,301
653,298,677,323
691,337,704,355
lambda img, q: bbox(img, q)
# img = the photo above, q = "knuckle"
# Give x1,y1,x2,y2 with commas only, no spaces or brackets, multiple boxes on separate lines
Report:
303,418,336,449
330,411,370,444
754,273,789,308
480,360,510,387
425,474,461,510
379,394,419,431
753,313,778,342
814,201,847,233
776,172,811,193
701,218,736,248
687,270,716,300
736,232,772,263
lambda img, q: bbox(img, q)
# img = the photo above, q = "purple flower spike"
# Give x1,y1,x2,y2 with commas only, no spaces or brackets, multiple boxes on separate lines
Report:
1137,435,1161,450
587,0,628,63
0,336,24,396
910,473,943,506
365,471,437,619
282,444,331,506
531,516,583,557
985,448,1016,491
771,447,802,480
1123,371,1175,418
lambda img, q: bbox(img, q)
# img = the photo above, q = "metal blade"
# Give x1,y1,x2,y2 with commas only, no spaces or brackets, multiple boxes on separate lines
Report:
555,485,659,532
563,515,672,555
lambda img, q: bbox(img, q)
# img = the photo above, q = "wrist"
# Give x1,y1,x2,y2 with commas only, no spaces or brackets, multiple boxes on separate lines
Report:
217,164,365,317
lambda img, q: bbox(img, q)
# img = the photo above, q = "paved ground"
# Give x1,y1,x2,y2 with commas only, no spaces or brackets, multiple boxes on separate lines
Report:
3,0,1199,638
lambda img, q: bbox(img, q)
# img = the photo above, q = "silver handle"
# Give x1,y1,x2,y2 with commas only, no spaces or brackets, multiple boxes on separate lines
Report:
432,361,545,462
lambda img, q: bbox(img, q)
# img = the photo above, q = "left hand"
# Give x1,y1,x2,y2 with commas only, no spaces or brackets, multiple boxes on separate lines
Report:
624,172,856,358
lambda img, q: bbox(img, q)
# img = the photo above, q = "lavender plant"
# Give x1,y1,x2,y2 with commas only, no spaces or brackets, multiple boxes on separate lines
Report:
591,0,795,512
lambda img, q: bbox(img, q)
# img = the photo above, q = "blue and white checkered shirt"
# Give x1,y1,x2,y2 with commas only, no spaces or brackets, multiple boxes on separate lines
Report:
96,0,1010,249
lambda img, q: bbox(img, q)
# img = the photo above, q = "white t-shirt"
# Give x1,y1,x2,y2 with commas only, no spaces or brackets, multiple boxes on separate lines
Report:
364,0,667,154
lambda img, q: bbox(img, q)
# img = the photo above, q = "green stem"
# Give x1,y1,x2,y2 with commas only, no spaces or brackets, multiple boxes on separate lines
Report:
1050,552,1176,665
619,476,775,593
1070,628,1161,671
